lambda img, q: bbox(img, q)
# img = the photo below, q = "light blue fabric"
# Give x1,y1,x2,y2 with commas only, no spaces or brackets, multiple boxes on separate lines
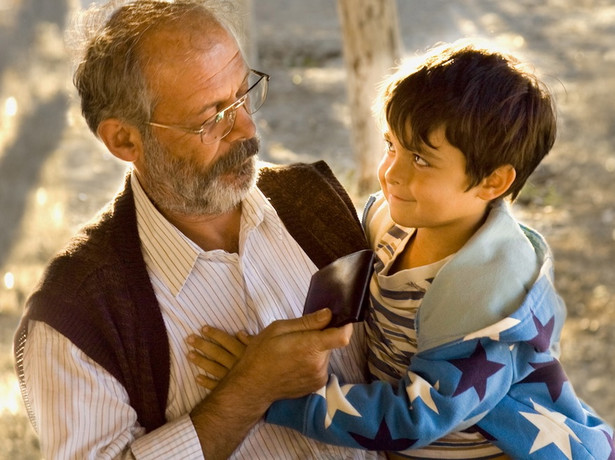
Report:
417,200,545,351
267,200,614,459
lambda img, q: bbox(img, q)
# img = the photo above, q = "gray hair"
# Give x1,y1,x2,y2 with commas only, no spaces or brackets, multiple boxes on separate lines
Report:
69,0,241,135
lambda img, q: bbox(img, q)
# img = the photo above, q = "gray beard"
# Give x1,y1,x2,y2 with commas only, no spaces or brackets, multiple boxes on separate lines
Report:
140,135,260,216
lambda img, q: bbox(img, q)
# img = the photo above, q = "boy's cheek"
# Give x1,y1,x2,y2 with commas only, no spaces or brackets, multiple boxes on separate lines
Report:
377,158,390,190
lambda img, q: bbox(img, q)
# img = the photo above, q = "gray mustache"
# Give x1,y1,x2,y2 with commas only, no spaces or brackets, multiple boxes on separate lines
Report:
210,137,260,176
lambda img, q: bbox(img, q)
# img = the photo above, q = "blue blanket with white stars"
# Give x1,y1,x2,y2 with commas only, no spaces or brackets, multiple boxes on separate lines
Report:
267,201,614,459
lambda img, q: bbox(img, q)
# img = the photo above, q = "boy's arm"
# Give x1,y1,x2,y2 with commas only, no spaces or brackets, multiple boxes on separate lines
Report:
266,338,514,453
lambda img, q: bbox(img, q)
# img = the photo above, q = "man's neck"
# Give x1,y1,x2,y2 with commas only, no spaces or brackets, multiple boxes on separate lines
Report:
161,205,243,254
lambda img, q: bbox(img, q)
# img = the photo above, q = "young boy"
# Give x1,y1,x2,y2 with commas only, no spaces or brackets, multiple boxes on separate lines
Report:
190,41,614,458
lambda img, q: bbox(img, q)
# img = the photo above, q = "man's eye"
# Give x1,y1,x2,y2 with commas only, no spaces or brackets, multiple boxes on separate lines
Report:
214,111,226,124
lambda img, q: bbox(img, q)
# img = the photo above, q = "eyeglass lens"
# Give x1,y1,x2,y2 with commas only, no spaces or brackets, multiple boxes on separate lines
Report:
245,72,268,114
202,72,268,144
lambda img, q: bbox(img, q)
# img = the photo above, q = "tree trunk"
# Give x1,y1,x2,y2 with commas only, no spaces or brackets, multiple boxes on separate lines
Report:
337,0,401,195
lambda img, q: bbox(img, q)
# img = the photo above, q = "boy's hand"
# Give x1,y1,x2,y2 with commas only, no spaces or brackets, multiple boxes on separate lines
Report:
187,327,248,390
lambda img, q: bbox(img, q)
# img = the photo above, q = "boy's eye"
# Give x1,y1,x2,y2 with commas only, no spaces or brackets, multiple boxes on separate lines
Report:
413,154,430,167
384,139,395,153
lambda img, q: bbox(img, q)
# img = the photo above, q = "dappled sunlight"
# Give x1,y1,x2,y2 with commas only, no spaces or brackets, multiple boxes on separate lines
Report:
0,1,127,454
0,0,614,457
0,96,19,157
0,375,22,416
4,96,16,116
3,272,14,290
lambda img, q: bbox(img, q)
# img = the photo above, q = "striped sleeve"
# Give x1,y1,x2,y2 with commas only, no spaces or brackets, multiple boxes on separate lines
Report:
23,320,204,460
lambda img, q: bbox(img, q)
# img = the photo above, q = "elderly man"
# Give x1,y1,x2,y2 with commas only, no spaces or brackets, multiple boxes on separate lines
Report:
14,1,376,459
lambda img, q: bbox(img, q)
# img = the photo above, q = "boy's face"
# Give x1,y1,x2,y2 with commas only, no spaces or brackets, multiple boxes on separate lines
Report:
378,125,490,233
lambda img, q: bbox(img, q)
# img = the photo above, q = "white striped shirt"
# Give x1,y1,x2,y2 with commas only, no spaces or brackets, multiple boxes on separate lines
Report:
23,173,377,460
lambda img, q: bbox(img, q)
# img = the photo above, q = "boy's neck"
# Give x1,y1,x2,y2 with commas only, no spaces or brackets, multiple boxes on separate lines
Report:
391,210,488,273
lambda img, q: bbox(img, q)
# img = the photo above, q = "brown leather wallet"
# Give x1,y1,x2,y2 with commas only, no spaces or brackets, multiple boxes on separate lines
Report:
303,249,375,328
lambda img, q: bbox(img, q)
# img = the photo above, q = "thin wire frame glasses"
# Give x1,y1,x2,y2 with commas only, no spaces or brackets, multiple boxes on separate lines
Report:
147,69,270,144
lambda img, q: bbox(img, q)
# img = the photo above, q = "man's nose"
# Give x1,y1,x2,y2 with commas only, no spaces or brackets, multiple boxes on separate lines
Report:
226,105,257,142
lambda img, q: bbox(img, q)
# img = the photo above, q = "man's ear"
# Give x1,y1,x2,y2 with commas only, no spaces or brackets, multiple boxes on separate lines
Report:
477,164,516,201
97,119,144,163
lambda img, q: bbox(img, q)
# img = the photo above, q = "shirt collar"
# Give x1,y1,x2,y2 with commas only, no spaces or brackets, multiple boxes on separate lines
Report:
131,171,279,296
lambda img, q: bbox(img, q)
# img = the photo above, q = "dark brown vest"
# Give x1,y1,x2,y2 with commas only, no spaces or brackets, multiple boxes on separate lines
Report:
14,161,368,432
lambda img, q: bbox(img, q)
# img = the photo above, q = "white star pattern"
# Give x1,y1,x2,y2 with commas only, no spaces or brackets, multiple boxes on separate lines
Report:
406,371,439,414
463,317,521,342
316,374,361,429
520,399,581,459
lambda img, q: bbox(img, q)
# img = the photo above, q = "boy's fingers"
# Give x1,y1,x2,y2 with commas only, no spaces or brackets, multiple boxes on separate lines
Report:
195,374,220,390
188,335,238,369
188,351,229,379
201,325,246,357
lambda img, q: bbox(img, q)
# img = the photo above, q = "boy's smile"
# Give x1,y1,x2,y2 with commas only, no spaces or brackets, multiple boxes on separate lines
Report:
378,125,492,259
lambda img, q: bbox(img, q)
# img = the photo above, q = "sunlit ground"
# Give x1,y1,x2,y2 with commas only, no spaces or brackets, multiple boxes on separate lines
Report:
1,0,614,458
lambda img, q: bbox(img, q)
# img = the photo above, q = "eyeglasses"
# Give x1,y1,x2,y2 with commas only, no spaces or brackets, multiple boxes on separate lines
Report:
147,69,269,144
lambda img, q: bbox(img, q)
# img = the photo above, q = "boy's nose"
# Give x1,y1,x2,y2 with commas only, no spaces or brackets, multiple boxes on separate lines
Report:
386,157,410,186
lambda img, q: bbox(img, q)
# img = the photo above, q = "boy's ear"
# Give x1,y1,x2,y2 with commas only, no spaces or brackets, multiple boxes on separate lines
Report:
477,164,516,201
97,118,144,163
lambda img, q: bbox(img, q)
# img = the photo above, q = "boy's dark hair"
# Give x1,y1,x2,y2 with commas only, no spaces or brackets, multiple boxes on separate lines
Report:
378,41,557,200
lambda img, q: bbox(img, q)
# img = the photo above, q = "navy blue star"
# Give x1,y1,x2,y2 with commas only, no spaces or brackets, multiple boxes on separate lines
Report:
528,314,555,352
349,418,416,451
603,430,615,460
519,359,568,401
449,341,505,401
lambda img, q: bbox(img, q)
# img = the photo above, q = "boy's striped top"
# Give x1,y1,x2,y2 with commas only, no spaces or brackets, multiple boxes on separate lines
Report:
365,223,505,459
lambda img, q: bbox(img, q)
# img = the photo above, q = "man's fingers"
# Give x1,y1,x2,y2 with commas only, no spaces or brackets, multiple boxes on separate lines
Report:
266,308,332,336
236,330,252,346
316,322,353,350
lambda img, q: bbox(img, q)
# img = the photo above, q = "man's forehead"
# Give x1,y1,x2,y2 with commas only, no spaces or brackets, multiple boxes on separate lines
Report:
142,30,246,119
139,15,238,85
141,11,226,52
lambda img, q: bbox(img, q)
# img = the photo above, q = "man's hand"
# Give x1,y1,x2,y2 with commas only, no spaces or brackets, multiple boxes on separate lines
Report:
188,308,353,395
189,308,353,459
226,308,353,400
